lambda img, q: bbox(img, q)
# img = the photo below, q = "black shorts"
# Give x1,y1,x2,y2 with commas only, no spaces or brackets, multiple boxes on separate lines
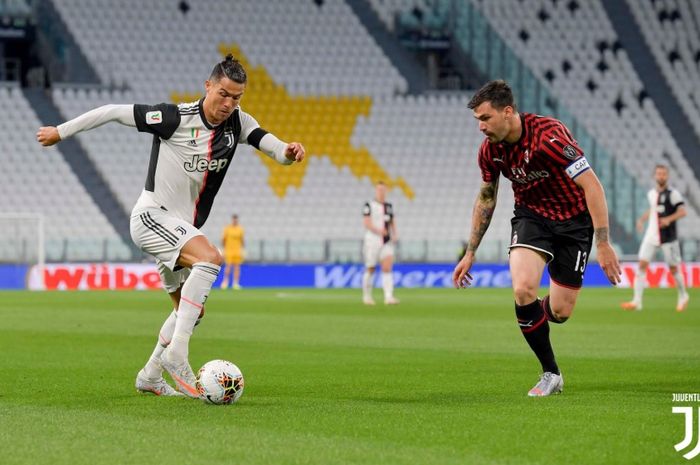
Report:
509,207,593,289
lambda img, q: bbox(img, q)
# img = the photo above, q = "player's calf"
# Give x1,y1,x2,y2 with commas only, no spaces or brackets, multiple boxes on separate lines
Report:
541,295,569,324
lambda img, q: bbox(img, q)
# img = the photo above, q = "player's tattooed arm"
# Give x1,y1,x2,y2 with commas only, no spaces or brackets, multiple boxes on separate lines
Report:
466,180,499,254
594,227,609,244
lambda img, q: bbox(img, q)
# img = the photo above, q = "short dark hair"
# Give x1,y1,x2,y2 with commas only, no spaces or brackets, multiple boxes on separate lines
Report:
210,54,247,84
655,164,668,171
468,80,516,111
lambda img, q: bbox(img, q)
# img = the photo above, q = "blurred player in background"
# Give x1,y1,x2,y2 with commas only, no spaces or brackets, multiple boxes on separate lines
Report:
452,80,621,397
362,181,399,305
36,54,305,398
621,164,689,312
221,214,245,290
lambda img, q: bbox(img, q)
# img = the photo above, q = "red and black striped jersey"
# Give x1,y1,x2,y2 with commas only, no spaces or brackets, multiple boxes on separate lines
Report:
477,112,591,221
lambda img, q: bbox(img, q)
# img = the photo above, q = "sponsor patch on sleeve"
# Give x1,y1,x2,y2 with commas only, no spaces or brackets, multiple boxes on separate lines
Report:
565,157,590,179
146,111,162,125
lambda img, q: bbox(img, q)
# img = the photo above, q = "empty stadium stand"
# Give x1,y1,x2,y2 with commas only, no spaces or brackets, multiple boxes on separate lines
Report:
0,84,131,261
7,0,699,263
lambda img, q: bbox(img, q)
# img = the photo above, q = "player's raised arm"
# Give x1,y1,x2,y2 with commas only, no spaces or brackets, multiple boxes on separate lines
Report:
453,179,499,288
573,170,622,285
36,104,136,147
239,110,304,164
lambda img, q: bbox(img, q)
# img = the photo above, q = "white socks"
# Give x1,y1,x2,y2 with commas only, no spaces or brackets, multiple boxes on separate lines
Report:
167,262,220,362
632,268,645,307
143,309,177,379
382,272,394,300
673,270,688,298
362,270,373,300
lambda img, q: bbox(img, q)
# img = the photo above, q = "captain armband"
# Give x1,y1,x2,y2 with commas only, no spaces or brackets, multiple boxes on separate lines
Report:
565,157,590,180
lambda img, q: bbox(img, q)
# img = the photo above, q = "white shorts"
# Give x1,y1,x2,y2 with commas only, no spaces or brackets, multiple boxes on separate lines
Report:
363,239,394,268
157,261,190,293
130,208,203,272
638,239,682,266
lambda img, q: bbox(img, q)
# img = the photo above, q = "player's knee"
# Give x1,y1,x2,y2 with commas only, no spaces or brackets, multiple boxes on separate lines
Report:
669,265,678,274
553,310,571,323
200,246,224,266
550,302,574,322
513,284,538,305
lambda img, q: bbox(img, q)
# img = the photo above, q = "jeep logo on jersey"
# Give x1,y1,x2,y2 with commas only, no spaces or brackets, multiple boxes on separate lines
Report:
184,155,229,173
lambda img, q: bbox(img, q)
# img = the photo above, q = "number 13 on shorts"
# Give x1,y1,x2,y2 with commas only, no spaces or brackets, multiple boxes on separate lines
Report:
574,250,588,275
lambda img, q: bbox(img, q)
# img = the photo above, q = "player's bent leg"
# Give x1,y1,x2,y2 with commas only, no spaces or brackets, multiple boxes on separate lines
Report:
139,265,190,384
547,282,581,323
510,247,561,391
163,236,222,398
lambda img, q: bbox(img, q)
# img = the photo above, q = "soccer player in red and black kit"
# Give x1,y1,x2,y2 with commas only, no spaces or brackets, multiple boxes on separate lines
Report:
452,80,622,397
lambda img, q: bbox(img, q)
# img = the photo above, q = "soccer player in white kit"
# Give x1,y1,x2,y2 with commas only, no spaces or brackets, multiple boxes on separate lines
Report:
621,164,689,312
362,182,399,305
36,55,305,397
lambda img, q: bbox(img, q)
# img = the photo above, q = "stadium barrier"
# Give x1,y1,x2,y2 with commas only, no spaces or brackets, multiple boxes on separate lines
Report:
0,262,698,290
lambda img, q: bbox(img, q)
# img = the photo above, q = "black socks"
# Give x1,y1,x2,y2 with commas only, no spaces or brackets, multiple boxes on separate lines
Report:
515,299,560,375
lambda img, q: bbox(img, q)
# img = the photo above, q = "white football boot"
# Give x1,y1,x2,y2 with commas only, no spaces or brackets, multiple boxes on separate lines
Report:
135,369,184,397
527,372,564,397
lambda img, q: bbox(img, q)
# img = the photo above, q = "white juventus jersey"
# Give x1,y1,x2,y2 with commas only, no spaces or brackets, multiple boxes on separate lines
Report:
363,199,394,243
131,99,265,227
642,186,684,245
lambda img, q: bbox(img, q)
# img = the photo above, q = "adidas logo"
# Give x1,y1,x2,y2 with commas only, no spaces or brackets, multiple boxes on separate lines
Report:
188,140,197,146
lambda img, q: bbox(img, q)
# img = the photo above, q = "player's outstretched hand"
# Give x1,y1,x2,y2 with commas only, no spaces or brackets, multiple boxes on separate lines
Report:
285,142,305,162
597,242,622,286
452,253,475,289
36,126,61,146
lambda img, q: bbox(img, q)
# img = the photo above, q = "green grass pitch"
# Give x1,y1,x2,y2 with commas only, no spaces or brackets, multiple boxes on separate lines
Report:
0,287,697,465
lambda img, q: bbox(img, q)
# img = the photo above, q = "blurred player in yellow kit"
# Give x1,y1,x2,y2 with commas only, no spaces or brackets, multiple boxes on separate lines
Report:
221,214,245,289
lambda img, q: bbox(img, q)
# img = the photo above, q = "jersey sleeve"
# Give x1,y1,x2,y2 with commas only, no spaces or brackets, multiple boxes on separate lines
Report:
362,202,371,216
477,140,499,183
540,123,591,180
133,103,181,140
238,109,265,147
670,189,685,207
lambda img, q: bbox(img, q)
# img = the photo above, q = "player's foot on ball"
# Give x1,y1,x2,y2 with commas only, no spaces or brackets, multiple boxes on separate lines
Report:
135,369,184,397
160,353,200,398
363,296,376,305
384,297,400,305
620,301,641,311
677,294,689,312
528,372,563,397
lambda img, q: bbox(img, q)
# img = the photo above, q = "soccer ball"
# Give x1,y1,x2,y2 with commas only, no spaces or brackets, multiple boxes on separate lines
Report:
196,359,244,405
